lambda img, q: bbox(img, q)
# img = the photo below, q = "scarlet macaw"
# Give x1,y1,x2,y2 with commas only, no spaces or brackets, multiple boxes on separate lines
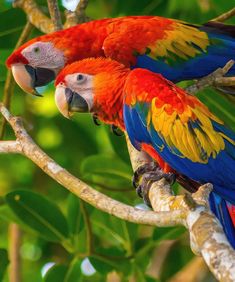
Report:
54,57,235,248
6,16,235,96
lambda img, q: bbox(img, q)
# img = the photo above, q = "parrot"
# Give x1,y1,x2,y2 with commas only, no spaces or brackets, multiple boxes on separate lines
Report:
6,16,235,96
53,57,235,248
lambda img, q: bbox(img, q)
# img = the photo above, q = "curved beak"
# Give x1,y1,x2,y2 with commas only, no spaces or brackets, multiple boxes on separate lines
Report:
55,85,89,118
11,64,56,96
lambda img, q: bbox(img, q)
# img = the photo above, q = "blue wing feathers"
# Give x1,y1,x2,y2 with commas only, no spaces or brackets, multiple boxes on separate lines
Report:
123,104,151,150
134,28,235,82
209,192,235,248
124,101,235,247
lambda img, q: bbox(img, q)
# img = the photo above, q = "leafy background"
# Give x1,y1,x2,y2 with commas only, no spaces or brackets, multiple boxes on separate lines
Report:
0,0,235,281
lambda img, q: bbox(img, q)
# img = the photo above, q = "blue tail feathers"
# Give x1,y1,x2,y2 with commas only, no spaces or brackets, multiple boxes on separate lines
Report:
209,191,235,249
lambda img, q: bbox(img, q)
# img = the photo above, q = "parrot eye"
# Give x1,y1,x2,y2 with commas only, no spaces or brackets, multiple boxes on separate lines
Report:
77,74,86,83
33,47,40,54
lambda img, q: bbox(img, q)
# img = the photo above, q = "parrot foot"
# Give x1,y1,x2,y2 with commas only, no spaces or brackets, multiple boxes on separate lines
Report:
133,162,176,207
111,125,124,136
92,114,101,126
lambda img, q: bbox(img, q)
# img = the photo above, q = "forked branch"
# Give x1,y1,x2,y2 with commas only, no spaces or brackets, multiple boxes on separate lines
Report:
0,104,235,281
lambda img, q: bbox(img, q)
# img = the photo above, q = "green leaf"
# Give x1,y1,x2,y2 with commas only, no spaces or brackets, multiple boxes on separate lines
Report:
96,247,132,276
89,255,115,274
160,241,194,281
0,204,23,224
6,190,69,242
65,260,82,282
91,209,137,252
67,194,84,251
0,9,25,48
145,275,160,282
81,154,133,190
80,154,132,180
67,194,84,236
0,249,9,281
133,264,146,282
153,227,186,242
105,127,131,163
44,264,67,282
198,88,235,130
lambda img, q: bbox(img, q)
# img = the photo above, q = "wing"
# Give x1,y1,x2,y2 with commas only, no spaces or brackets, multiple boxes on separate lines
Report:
123,69,235,248
103,16,235,82
123,69,235,184
103,17,208,67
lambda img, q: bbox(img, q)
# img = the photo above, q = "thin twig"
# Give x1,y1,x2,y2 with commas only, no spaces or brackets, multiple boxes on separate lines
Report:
0,72,15,139
75,0,90,23
212,7,235,22
0,21,33,140
64,0,91,28
0,140,22,153
186,60,235,95
9,224,22,282
47,0,63,31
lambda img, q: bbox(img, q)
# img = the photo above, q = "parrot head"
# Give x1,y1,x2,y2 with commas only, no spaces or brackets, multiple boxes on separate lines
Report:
6,34,67,96
6,21,107,96
54,58,129,129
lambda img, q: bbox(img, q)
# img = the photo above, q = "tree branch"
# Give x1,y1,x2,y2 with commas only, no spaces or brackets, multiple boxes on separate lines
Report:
1,102,234,281
47,0,63,31
186,60,235,95
64,0,91,28
0,21,33,140
126,132,235,281
0,140,22,153
0,103,184,227
4,3,235,281
8,224,22,282
14,0,91,31
211,7,235,22
127,139,235,281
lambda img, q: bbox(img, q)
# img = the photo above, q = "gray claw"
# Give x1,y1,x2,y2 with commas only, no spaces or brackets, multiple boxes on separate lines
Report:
133,162,176,207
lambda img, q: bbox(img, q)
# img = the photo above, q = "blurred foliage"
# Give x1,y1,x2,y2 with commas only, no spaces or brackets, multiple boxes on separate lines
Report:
0,0,234,281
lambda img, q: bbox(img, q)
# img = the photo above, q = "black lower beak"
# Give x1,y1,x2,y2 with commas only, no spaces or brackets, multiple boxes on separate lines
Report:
65,88,89,113
25,65,56,95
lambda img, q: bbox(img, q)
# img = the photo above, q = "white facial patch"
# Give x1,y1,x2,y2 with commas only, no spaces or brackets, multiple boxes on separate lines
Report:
22,42,65,70
65,73,94,111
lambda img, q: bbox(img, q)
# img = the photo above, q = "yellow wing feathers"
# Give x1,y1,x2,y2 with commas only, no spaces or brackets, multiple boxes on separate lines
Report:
149,98,229,163
148,23,209,61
